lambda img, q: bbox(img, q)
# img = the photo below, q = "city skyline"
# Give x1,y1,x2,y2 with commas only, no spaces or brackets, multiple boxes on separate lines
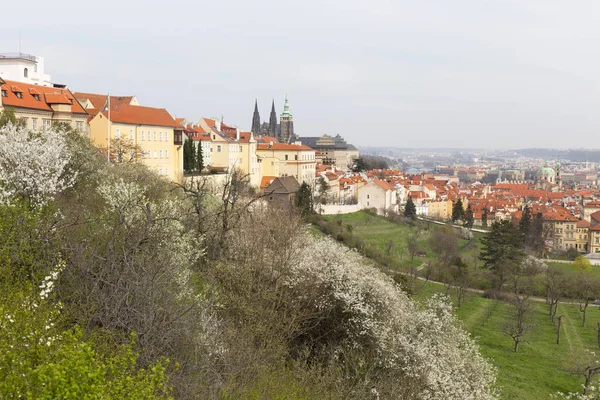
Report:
3,1,600,148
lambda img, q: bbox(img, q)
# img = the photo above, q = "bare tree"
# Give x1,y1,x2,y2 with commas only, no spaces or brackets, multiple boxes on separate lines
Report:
545,265,566,323
565,349,600,396
502,294,534,353
556,315,563,345
406,228,420,263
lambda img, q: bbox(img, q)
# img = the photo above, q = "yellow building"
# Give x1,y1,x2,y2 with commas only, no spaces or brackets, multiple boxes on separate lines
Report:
1,78,88,133
257,142,316,185
576,220,590,253
75,93,183,182
196,118,260,187
426,199,453,221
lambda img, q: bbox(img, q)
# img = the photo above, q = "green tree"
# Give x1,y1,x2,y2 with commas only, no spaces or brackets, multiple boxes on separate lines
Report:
183,139,191,171
480,220,525,289
196,140,204,172
0,108,25,128
464,204,474,229
519,205,532,247
295,182,313,218
352,157,366,172
573,255,592,272
404,197,417,219
482,208,488,228
530,212,544,255
452,198,464,223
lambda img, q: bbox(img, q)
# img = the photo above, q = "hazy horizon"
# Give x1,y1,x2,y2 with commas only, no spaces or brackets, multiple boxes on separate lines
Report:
2,1,600,149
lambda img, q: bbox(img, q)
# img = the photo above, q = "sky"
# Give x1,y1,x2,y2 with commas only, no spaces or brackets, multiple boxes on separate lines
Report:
2,0,600,149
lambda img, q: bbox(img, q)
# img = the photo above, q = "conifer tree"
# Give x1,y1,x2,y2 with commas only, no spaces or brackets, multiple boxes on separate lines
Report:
519,205,532,246
183,139,191,172
464,204,474,229
196,140,204,172
294,182,313,218
404,196,417,219
482,208,488,228
452,198,464,223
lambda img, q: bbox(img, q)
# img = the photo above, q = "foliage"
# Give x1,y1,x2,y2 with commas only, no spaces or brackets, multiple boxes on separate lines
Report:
573,256,592,272
0,107,25,128
183,138,196,172
0,123,76,207
482,208,488,228
404,196,417,219
452,198,464,222
464,204,474,229
196,139,204,171
480,220,525,289
294,182,313,217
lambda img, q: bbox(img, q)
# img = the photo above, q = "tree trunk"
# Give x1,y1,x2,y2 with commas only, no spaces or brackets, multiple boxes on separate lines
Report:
557,316,563,345
584,372,592,396
581,299,589,327
514,340,519,353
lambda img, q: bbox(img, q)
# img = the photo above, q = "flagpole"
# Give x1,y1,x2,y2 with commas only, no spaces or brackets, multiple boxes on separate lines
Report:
107,93,111,162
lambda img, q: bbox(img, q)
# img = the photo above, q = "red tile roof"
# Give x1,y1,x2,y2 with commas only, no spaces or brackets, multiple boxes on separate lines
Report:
2,79,87,114
374,179,394,191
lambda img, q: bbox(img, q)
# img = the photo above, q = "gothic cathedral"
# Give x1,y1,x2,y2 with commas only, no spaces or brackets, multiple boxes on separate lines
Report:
251,95,295,143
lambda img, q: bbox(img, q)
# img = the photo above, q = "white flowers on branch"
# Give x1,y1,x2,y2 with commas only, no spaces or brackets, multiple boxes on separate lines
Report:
284,236,498,400
0,123,76,206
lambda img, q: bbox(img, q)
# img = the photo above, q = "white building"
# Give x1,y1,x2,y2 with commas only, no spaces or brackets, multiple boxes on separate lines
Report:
0,53,52,87
357,180,398,215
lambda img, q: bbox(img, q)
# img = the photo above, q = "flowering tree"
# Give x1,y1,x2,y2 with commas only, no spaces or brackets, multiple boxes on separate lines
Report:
0,123,76,207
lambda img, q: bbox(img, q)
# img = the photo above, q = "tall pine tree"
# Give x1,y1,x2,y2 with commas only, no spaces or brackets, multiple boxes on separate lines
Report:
404,197,417,219
480,220,525,289
518,205,531,246
196,141,204,172
464,204,474,229
452,198,464,223
482,208,488,228
183,139,191,172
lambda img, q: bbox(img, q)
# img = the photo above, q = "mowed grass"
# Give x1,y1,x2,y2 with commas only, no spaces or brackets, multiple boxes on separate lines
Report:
319,212,600,399
549,261,600,280
323,211,482,268
415,281,600,400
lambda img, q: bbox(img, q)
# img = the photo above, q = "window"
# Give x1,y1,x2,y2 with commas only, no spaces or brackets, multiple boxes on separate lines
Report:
160,169,163,175
271,161,274,166
76,121,83,132
165,132,168,142
32,118,37,130
159,132,163,141
115,128,121,139
15,92,22,99
159,150,163,158
1,90,6,97
130,149,134,159
217,145,222,152
24,68,28,78
295,155,298,160
154,150,157,159
142,131,145,140
33,94,40,101
129,129,133,140
165,168,168,176
165,149,168,158
367,194,370,199
154,131,157,141
285,155,288,161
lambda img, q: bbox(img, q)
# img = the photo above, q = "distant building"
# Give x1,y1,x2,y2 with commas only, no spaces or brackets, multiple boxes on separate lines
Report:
300,134,359,170
250,95,294,143
263,176,300,207
0,53,52,87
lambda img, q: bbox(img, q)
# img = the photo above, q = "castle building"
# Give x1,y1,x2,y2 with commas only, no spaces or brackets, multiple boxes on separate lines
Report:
279,94,294,143
0,53,52,87
250,95,293,143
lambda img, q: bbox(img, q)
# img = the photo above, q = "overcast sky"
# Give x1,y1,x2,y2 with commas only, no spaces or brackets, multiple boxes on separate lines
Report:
2,0,600,148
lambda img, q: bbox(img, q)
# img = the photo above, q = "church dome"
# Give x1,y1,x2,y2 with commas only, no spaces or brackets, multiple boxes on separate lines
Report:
539,166,555,176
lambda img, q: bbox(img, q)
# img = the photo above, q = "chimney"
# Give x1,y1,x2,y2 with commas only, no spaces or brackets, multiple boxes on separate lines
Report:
269,141,273,149
236,128,240,141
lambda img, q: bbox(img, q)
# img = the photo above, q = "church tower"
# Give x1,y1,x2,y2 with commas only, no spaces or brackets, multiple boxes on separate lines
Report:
268,99,278,137
279,94,294,143
251,99,261,135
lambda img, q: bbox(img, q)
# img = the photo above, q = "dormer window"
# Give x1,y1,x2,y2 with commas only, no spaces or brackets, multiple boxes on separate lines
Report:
1,90,6,97
33,94,40,101
15,92,22,99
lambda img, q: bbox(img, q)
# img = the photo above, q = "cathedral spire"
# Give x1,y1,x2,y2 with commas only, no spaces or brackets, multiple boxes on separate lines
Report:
268,99,278,137
279,93,294,143
251,99,261,135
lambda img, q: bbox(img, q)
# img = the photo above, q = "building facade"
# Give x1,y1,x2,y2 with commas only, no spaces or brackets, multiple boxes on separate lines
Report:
257,142,316,185
0,53,52,87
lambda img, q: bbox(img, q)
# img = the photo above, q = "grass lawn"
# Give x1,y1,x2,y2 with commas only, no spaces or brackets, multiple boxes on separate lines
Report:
323,211,482,268
414,281,600,400
548,261,600,281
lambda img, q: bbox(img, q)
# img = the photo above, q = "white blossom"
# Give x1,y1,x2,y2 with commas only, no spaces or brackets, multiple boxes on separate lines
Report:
0,122,76,206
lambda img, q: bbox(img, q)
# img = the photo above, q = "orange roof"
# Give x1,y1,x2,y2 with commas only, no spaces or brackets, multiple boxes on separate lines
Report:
73,92,134,114
260,176,277,189
374,179,394,191
100,105,178,128
257,143,314,151
2,79,87,114
577,220,590,228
